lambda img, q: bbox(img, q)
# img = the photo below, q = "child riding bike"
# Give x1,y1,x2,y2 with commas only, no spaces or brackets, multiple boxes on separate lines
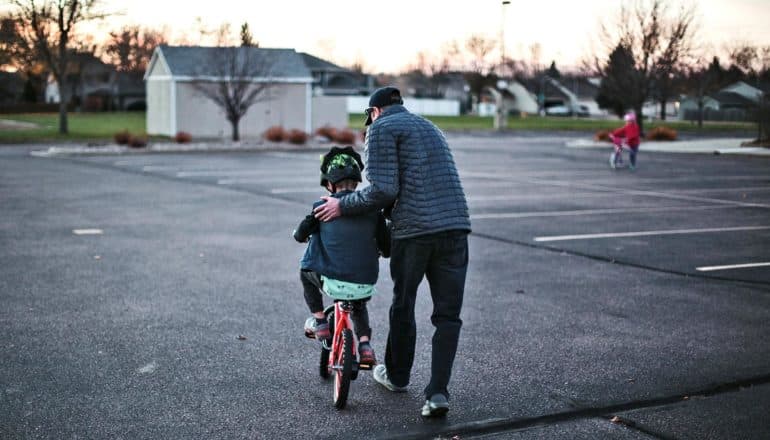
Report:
609,112,641,170
293,146,390,368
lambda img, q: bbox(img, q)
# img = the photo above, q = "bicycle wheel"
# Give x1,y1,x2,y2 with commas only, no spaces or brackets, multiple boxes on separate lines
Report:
319,346,330,379
333,328,354,409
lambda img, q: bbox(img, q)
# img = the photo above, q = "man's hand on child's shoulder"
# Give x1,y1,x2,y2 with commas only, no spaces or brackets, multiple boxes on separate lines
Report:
314,196,341,222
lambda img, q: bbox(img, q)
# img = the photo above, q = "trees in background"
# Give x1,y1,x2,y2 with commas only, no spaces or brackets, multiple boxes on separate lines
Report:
240,22,256,47
596,44,644,118
104,26,166,73
462,34,497,108
8,0,105,133
593,0,696,131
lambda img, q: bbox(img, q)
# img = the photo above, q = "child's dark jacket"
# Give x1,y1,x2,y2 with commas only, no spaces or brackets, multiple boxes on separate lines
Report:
294,190,390,285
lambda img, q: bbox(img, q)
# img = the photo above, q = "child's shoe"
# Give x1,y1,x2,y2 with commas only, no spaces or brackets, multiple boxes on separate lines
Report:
358,342,376,368
303,317,331,344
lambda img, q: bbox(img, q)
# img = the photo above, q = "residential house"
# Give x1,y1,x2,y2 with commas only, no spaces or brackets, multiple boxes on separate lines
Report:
0,71,25,105
44,52,116,110
145,45,347,138
478,80,538,116
678,81,765,122
560,76,606,117
299,52,374,96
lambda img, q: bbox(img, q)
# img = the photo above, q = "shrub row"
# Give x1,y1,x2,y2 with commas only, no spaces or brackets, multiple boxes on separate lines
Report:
315,125,357,144
593,126,678,143
264,125,359,146
645,126,678,141
114,130,147,148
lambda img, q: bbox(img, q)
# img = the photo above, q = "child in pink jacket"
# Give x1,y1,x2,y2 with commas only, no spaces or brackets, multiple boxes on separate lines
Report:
609,112,641,170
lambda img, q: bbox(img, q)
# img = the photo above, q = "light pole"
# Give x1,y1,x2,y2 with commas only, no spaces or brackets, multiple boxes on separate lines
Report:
500,1,510,75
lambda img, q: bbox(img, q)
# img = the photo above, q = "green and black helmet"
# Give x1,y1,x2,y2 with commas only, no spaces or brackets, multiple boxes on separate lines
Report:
320,146,364,188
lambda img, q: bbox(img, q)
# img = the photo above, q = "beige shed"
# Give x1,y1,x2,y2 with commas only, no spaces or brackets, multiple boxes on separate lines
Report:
145,45,332,139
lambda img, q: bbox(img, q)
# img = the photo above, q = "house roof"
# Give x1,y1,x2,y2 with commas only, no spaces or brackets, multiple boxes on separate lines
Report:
299,52,347,72
710,91,757,108
152,45,312,81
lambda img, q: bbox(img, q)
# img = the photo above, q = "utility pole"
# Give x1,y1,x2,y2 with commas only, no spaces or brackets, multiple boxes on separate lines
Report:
500,1,511,75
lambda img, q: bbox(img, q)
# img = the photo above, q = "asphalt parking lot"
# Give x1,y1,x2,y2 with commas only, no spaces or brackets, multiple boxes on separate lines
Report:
1,134,769,439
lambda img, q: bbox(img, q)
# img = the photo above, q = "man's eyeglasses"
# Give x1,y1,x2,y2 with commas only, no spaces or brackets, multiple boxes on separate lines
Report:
364,107,375,116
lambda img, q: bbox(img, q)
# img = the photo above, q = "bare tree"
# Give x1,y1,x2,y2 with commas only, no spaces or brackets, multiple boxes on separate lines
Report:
594,0,696,131
104,25,166,73
191,46,277,141
463,34,497,109
8,0,105,134
465,34,496,75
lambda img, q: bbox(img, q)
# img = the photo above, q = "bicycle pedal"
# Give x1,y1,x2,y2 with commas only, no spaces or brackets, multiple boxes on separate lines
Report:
357,362,373,370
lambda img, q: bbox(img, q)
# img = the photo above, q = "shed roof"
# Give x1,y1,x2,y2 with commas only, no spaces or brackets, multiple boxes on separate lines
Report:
151,45,312,81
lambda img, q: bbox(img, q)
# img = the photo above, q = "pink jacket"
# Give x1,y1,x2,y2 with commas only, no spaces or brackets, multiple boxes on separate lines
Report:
611,123,640,148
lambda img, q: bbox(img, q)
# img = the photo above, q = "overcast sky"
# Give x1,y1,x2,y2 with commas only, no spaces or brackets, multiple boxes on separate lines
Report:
64,0,770,73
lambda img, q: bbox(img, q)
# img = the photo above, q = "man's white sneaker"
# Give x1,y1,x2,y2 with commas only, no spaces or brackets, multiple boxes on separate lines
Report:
421,393,449,417
373,365,407,392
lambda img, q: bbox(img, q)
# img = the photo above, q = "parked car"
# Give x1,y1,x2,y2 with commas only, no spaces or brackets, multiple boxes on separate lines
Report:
575,104,590,117
544,105,570,116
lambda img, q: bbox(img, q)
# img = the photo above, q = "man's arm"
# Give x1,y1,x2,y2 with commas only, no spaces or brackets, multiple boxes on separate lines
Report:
314,126,399,222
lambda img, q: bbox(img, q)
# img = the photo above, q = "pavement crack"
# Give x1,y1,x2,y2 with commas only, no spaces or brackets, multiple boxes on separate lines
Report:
374,373,770,440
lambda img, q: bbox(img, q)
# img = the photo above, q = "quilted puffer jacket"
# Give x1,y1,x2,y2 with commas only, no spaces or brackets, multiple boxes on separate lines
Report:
339,105,471,239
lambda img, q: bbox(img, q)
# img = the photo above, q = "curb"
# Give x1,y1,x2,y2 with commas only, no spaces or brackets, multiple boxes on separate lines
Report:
29,141,345,157
565,138,770,156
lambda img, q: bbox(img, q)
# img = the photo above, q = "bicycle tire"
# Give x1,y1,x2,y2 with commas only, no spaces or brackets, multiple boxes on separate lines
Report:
319,346,330,379
333,328,353,409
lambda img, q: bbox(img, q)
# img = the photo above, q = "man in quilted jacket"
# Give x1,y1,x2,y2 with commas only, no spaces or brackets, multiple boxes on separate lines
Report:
314,86,471,417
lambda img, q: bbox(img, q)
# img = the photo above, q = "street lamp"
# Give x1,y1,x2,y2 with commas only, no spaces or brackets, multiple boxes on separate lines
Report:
500,1,511,75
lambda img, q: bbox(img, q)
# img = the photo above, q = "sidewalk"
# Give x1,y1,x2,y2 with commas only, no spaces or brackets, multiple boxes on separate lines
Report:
565,137,770,156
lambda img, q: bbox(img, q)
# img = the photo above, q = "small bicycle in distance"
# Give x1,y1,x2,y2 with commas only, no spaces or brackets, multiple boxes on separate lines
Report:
305,285,374,409
609,134,632,170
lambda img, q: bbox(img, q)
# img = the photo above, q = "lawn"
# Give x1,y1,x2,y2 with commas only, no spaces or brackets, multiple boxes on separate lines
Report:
0,112,147,143
348,113,756,133
0,111,755,144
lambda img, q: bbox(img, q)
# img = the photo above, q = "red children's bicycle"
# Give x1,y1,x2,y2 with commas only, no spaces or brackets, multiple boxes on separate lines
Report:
309,300,372,409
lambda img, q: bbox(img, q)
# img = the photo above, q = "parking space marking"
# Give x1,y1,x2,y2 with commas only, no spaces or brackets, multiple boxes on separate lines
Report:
696,262,770,272
517,178,770,209
670,186,770,194
469,193,608,202
143,165,180,172
472,204,736,220
269,188,321,194
534,225,770,242
73,229,103,235
178,169,270,177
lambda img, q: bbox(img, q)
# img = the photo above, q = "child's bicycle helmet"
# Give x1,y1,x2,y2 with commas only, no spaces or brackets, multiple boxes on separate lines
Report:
320,146,364,187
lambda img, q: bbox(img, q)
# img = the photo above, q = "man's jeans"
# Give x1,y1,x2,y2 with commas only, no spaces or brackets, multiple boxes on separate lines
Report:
384,230,469,398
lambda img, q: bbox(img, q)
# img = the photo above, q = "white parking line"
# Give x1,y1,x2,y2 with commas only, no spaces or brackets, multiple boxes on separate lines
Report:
269,188,322,194
73,229,103,235
520,178,770,209
534,225,770,242
472,204,737,220
696,262,770,272
143,165,179,172
178,170,263,177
